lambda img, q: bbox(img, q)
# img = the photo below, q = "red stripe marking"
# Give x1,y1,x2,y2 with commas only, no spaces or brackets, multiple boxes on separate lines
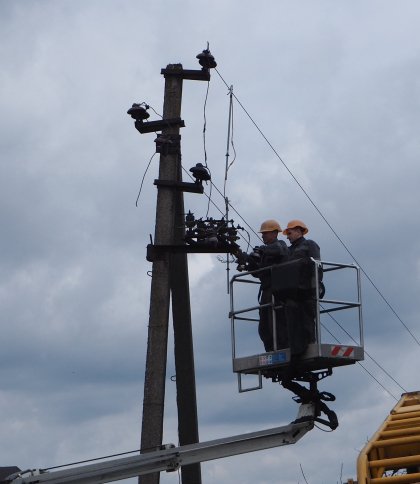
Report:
331,346,340,356
343,347,354,357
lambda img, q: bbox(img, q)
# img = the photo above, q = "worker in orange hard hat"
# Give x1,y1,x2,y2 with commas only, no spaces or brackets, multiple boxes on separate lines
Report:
283,219,322,352
283,219,320,260
235,219,289,352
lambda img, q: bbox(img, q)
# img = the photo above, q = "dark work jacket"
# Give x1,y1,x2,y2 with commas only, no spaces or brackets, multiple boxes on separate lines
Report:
288,237,320,261
257,239,289,290
288,236,322,288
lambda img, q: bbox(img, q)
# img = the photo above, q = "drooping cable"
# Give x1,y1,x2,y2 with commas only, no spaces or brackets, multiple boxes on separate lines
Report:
211,179,262,242
133,102,163,208
181,165,260,250
299,463,310,484
202,81,210,168
214,67,420,348
183,107,402,404
184,70,412,400
202,79,213,218
222,85,235,293
135,152,157,207
223,85,235,200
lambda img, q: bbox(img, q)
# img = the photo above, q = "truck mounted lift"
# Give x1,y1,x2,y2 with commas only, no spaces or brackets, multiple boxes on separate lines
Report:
0,402,316,484
0,257,364,483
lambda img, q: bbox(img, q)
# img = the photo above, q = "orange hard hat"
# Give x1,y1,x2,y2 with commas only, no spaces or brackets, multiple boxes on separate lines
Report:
283,219,308,235
259,219,282,233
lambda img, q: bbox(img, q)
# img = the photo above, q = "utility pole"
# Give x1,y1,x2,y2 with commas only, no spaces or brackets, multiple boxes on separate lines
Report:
128,50,217,484
138,64,184,484
171,181,201,483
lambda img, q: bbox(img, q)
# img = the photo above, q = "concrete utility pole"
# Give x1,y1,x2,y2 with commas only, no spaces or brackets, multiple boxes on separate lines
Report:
139,64,187,484
129,50,217,484
138,63,206,484
171,185,201,484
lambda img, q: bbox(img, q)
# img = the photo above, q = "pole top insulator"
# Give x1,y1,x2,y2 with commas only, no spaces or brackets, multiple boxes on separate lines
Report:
127,103,150,121
196,47,217,70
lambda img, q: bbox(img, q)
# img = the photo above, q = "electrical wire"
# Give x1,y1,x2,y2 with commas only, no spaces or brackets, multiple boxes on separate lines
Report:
204,93,407,400
131,101,164,208
320,323,398,401
201,79,213,218
223,85,234,200
209,178,262,242
43,448,142,471
214,67,420,348
140,69,407,404
299,463,310,484
322,308,407,394
135,151,157,207
202,81,210,168
339,462,344,484
181,165,255,248
183,81,406,399
221,85,236,292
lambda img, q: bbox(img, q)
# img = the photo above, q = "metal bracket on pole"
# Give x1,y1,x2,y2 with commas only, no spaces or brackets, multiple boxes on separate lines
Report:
146,243,237,262
154,134,181,155
153,180,204,194
134,118,185,134
161,68,211,82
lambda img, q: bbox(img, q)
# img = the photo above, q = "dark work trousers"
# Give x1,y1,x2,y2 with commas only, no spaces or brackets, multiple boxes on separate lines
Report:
258,288,288,352
284,293,316,356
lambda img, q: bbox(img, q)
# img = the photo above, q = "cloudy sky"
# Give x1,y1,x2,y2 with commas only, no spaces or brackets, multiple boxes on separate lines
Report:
2,1,420,483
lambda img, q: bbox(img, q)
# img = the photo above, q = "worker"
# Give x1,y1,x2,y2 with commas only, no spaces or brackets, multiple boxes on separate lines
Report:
282,219,322,353
236,219,289,352
283,219,320,261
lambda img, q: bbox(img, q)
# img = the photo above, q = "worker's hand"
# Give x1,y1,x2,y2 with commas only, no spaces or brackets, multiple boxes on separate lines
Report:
232,247,243,257
235,250,247,263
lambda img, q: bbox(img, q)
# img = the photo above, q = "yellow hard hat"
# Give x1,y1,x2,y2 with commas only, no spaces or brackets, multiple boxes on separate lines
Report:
259,219,282,233
283,219,308,235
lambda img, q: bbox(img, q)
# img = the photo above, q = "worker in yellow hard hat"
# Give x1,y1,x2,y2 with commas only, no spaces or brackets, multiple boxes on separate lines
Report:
236,219,289,352
282,219,322,352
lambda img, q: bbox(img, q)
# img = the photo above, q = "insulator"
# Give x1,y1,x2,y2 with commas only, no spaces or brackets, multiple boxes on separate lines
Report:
127,103,150,121
189,163,211,183
196,49,217,70
185,210,195,228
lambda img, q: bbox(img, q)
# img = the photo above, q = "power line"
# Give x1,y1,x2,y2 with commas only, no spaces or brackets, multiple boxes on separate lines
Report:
183,158,404,397
214,68,420,348
181,77,407,399
181,165,255,250
323,309,407,394
183,164,405,402
181,66,408,400
201,79,213,218
320,323,398,401
135,151,157,207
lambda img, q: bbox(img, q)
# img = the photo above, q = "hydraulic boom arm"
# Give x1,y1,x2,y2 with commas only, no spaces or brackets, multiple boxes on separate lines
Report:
2,404,315,484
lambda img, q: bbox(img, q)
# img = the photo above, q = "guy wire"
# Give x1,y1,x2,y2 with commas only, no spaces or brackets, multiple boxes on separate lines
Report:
320,323,398,400
223,85,234,293
322,308,407,393
224,85,234,200
202,79,213,218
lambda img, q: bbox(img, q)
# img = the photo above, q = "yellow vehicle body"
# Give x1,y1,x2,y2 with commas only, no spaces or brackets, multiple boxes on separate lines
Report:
349,391,420,483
